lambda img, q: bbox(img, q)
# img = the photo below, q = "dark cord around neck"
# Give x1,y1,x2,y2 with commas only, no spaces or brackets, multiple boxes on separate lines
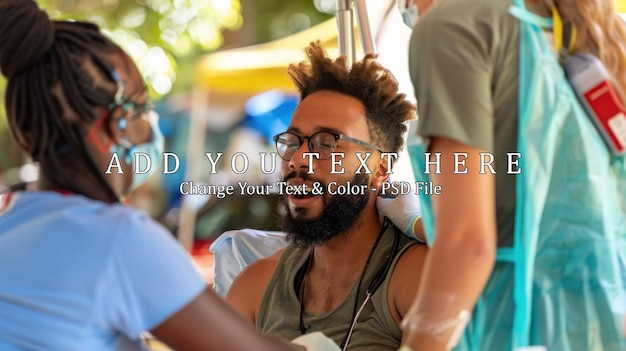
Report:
297,219,395,349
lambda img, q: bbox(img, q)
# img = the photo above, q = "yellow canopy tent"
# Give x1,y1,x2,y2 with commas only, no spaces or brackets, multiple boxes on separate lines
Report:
196,18,352,94
194,18,356,95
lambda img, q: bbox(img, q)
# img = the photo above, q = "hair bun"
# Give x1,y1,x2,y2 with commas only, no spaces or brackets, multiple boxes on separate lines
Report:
0,0,55,78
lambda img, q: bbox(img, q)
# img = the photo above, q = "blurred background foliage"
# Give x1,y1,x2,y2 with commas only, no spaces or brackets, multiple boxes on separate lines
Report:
0,0,332,184
20,0,333,98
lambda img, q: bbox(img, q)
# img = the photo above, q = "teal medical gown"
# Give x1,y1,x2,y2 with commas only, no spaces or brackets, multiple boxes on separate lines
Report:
408,0,626,350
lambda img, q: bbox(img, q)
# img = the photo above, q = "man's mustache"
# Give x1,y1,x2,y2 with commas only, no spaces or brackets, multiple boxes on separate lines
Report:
282,171,322,185
281,171,327,196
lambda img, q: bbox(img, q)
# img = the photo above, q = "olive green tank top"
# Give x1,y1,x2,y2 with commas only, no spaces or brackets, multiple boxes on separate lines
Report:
257,223,417,350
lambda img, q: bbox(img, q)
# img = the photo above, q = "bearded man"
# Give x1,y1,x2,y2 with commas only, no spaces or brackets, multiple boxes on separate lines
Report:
227,41,427,351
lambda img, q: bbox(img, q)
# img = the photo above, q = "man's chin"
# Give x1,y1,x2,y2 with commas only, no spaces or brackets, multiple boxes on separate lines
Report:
289,206,322,222
288,196,324,217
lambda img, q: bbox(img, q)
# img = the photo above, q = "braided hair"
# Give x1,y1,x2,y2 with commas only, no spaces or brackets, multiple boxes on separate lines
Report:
0,0,127,202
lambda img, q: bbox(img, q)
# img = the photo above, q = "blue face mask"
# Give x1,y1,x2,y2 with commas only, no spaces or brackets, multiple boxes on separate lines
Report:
110,111,164,191
398,0,419,28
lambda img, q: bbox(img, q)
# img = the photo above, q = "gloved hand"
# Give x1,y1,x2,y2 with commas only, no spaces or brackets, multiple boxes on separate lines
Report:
376,176,424,243
291,332,341,351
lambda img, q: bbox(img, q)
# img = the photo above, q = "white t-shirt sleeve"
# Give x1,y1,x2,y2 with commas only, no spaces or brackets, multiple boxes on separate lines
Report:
99,210,207,339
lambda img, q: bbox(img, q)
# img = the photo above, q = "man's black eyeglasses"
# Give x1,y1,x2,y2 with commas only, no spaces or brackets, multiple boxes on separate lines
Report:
273,131,384,161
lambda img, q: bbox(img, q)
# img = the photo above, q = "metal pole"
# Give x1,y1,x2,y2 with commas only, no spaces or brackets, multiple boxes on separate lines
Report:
336,0,355,67
177,86,209,251
353,0,377,55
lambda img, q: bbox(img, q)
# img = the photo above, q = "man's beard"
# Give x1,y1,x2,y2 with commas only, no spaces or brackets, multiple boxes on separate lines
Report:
277,172,370,247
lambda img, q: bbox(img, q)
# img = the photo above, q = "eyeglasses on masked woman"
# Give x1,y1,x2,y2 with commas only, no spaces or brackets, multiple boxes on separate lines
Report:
273,130,384,161
84,74,153,154
107,76,153,130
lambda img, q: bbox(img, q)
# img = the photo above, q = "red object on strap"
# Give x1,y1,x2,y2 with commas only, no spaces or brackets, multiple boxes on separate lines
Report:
0,193,13,215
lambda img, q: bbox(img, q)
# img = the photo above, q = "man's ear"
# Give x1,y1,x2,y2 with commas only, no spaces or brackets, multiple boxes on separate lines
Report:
370,154,392,190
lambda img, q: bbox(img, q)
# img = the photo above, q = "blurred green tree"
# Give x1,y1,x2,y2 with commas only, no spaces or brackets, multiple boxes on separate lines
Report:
38,0,244,97
1,0,245,179
0,0,331,186
246,0,332,44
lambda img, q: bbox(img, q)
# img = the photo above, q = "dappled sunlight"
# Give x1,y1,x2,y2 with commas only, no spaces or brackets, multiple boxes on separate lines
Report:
37,0,243,97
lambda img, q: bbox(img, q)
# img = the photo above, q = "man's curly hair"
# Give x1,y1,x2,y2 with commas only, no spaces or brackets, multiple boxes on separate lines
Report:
288,40,416,154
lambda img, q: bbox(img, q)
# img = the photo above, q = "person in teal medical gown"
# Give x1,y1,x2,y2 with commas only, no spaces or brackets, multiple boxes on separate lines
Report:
396,0,626,350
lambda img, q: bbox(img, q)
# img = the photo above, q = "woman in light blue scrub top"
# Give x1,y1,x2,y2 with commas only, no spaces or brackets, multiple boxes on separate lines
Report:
0,1,306,350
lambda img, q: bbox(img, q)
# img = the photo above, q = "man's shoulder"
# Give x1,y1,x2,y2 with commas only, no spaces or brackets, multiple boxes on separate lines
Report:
388,223,427,268
231,247,286,288
388,224,428,289
395,241,427,268
388,239,428,322
226,247,287,322
387,223,426,248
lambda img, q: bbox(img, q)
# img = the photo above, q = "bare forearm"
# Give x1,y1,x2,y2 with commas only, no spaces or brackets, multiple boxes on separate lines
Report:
401,137,498,350
402,229,496,350
152,287,305,351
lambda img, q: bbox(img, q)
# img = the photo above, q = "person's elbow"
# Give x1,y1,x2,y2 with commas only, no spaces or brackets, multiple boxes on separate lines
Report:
465,229,497,266
438,221,497,268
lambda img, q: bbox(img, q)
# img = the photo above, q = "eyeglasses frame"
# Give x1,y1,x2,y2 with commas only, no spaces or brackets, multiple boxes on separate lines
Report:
273,130,385,161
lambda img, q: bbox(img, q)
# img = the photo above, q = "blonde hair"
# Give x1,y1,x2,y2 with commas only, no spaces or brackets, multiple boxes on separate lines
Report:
543,0,626,101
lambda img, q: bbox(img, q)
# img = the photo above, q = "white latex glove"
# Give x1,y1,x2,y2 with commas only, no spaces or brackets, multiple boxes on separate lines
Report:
291,332,341,351
377,178,424,242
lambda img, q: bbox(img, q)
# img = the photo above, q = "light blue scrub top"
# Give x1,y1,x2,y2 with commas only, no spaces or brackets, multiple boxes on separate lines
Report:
0,191,206,350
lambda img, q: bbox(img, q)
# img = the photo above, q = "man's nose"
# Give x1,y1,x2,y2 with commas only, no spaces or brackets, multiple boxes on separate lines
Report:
288,142,315,172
